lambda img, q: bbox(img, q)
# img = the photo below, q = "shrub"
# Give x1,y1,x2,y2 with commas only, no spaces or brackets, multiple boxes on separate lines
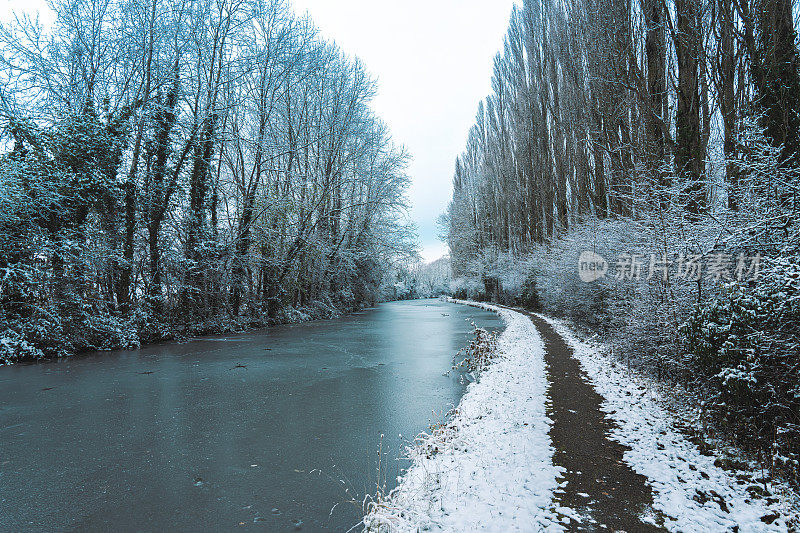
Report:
78,312,140,351
518,272,541,311
16,314,71,359
681,263,800,485
453,323,499,374
0,329,44,364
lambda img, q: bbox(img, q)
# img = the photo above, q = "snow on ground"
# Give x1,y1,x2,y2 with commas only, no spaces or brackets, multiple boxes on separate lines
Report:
363,301,565,532
363,302,797,532
540,314,795,532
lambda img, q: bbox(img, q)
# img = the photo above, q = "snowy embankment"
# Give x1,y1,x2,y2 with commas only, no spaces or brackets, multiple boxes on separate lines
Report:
363,302,796,532
363,301,564,532
541,314,796,532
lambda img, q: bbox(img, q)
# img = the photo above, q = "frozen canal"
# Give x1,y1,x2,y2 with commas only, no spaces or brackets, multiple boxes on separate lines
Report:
0,299,501,531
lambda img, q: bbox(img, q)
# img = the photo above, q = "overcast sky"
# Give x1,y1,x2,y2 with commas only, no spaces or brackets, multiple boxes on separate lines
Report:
291,0,518,262
1,0,518,263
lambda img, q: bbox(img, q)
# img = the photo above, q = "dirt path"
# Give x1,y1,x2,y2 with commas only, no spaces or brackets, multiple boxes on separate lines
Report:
523,312,665,532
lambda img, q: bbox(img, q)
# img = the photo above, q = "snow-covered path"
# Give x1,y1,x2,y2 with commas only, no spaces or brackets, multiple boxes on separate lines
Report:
363,304,563,531
527,311,662,531
543,314,794,532
363,302,795,532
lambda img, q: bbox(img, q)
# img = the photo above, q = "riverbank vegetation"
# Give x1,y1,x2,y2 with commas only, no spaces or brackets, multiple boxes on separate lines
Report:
443,0,800,486
0,0,417,363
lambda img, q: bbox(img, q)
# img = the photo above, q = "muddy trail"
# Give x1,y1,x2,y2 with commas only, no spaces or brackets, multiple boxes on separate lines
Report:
523,311,664,532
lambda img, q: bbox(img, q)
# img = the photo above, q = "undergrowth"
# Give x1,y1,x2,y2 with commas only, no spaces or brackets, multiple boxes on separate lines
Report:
452,322,499,375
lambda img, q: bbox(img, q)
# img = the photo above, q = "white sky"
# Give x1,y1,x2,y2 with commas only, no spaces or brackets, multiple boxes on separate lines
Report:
291,1,518,262
1,0,519,263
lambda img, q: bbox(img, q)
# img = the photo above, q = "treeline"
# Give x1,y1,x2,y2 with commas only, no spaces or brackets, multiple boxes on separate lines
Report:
0,0,415,361
389,256,451,301
447,0,799,261
445,0,800,485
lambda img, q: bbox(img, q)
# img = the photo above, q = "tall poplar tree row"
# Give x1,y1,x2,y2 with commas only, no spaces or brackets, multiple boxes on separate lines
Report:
446,0,800,275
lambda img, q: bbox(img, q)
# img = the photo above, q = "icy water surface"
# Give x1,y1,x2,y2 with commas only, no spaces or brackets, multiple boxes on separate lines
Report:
0,299,501,532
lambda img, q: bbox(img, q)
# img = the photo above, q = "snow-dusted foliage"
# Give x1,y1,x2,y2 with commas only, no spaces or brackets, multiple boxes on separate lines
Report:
677,124,800,485
452,322,499,374
446,119,800,487
545,315,796,531
0,329,44,364
0,0,415,362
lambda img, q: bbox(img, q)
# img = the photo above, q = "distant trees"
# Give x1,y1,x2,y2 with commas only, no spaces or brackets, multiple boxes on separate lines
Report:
382,257,451,301
0,0,415,361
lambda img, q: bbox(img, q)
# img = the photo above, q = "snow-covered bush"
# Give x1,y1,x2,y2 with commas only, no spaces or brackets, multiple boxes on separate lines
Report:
453,323,499,374
682,264,800,484
449,219,647,333
0,329,44,364
12,314,71,359
448,275,483,300
525,219,640,330
76,312,140,351
518,272,541,310
132,306,174,343
283,306,312,323
307,297,342,319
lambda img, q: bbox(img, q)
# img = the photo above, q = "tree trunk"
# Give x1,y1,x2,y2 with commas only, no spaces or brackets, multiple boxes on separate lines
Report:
645,0,670,204
718,0,738,209
754,0,800,165
675,0,706,217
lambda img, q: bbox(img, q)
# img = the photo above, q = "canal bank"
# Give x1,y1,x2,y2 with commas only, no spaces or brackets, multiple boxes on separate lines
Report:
365,302,794,532
0,299,501,531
